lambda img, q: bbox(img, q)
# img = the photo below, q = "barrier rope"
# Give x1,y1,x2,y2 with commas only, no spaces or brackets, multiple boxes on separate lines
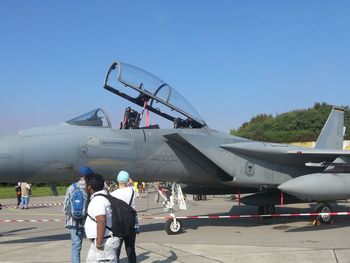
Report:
2,211,350,223
1,202,64,209
139,211,350,220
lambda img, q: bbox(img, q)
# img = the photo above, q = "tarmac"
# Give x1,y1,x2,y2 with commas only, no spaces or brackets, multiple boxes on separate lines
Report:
1,192,350,263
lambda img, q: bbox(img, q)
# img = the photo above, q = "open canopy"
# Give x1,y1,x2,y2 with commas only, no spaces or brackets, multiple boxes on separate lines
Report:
103,61,206,128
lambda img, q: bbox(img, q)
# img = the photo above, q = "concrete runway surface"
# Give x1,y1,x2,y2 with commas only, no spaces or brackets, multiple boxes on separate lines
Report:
1,193,350,263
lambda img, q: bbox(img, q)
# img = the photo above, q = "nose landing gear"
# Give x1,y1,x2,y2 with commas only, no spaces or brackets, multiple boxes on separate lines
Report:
155,182,186,235
165,216,183,235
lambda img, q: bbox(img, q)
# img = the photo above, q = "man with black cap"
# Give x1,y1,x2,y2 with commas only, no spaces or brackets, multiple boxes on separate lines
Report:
63,165,93,263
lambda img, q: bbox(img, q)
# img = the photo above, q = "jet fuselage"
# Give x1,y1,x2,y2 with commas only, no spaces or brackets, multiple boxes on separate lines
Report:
0,123,319,196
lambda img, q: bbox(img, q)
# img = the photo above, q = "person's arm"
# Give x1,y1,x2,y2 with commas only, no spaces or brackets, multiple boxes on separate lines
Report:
63,186,71,214
95,214,106,250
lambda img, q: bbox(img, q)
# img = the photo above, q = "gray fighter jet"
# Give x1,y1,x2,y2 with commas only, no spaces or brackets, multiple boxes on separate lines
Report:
1,61,349,233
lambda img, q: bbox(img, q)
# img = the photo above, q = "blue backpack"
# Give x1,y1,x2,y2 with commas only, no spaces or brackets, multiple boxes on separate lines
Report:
70,183,87,220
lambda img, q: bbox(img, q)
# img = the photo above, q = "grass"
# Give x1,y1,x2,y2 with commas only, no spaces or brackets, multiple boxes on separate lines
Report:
0,185,69,199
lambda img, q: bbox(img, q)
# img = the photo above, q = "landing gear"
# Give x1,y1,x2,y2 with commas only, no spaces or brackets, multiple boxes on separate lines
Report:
165,217,183,235
155,182,186,235
314,202,332,225
258,204,275,216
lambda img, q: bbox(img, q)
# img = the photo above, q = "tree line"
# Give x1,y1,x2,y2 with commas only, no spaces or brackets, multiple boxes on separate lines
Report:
230,103,350,143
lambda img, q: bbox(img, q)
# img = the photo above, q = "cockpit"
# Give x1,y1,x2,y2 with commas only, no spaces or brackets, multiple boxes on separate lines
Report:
66,62,207,130
103,61,207,129
67,108,112,128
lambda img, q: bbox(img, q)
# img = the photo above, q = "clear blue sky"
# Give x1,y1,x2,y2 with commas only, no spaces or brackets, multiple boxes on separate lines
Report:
1,1,350,133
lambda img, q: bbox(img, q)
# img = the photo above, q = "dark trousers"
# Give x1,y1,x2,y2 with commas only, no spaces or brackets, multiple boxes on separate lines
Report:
16,196,21,206
116,232,137,263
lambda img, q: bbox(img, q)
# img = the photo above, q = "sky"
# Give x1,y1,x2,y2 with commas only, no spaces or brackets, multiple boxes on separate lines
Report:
1,1,350,133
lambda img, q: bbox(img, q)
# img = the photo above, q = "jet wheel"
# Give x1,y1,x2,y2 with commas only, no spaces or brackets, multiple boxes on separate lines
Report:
258,204,275,217
165,218,183,235
315,202,332,225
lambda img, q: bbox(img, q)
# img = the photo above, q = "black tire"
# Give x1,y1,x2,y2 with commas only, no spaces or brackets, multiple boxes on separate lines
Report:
258,204,275,217
315,202,332,225
165,218,183,235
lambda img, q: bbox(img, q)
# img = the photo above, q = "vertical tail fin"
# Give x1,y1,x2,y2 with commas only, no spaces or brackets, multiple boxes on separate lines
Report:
315,107,344,149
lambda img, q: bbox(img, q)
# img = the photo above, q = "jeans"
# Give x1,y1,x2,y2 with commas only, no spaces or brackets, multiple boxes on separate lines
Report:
21,196,29,208
69,227,84,263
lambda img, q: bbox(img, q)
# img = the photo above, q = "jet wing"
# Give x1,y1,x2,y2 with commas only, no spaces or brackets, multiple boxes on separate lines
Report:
221,142,350,167
164,133,234,181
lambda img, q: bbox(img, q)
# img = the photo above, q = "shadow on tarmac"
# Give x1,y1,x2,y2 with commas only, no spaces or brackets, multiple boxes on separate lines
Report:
0,227,37,237
120,251,178,263
0,233,70,244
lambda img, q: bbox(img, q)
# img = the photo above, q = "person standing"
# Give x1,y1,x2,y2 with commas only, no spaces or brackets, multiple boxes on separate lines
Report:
20,182,31,209
63,166,92,263
111,171,138,263
85,173,120,263
15,182,21,208
27,182,32,203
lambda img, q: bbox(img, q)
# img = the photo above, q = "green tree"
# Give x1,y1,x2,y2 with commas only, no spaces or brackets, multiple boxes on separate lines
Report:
230,103,350,143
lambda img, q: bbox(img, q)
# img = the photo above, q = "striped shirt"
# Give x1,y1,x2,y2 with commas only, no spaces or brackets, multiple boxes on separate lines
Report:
63,179,86,228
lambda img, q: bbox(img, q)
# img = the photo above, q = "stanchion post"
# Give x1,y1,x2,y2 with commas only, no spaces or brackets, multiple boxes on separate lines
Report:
238,190,241,206
280,191,284,208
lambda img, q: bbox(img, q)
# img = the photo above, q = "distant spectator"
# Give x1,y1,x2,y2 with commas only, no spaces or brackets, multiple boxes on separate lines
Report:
137,181,142,198
27,183,32,202
15,182,21,208
133,181,139,198
127,178,134,188
20,182,31,209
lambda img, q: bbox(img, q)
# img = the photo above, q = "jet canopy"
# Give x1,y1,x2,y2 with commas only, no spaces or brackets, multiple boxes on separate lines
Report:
66,108,112,128
103,61,206,128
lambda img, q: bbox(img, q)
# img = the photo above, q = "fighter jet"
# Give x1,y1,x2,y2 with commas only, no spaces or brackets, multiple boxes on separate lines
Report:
1,61,349,233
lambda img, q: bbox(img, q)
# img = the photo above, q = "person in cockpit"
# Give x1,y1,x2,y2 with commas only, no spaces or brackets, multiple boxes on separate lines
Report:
122,107,140,129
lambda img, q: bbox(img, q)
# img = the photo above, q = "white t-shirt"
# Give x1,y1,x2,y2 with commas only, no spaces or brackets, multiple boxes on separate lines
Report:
84,190,113,239
110,187,136,209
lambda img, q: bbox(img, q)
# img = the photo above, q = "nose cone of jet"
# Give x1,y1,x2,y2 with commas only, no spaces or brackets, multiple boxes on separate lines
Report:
0,132,21,182
278,175,316,199
278,180,298,195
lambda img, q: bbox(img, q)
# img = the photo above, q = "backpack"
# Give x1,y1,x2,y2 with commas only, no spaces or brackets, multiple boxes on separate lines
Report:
89,192,136,238
69,183,87,220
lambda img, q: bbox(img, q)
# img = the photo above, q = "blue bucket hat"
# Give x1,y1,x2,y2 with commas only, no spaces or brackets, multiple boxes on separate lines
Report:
79,166,94,176
117,170,130,183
